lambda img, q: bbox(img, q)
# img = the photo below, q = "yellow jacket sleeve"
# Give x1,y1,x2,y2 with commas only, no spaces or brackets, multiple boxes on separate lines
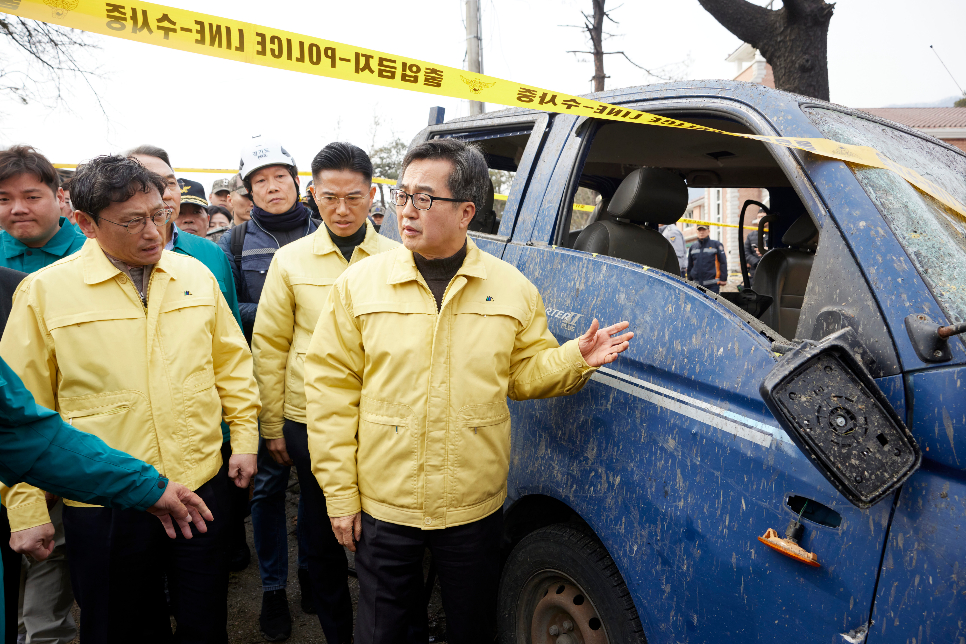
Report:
210,276,260,455
304,280,364,518
252,256,295,440
0,277,58,531
507,290,597,401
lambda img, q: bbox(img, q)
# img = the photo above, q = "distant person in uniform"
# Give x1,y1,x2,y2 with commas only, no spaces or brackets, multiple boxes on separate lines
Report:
228,173,253,226
687,224,728,293
744,209,766,283
175,178,210,237
660,222,687,277
209,178,232,209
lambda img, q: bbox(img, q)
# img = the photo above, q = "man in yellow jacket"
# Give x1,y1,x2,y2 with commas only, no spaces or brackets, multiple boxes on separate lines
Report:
253,142,397,642
304,138,634,644
0,155,260,642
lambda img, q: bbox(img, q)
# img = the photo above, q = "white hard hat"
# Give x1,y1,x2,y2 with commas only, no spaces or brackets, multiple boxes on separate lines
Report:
238,136,297,181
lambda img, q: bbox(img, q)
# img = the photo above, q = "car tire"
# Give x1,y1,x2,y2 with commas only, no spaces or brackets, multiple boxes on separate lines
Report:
498,523,646,644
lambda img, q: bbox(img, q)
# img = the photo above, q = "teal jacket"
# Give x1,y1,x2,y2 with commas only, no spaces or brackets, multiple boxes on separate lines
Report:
0,218,87,273
0,357,166,630
169,226,243,443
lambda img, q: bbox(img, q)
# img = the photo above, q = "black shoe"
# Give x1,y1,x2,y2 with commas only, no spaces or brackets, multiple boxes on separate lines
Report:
297,567,317,615
259,590,292,641
229,541,251,572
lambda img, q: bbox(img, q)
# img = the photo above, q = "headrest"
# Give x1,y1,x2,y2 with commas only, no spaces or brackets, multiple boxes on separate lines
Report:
481,177,494,215
607,168,687,225
781,215,819,249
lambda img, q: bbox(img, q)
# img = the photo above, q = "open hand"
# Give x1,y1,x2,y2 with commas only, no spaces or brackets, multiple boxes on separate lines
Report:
578,319,634,367
147,481,214,539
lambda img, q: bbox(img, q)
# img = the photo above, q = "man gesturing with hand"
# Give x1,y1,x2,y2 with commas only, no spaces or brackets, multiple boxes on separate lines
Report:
305,138,632,644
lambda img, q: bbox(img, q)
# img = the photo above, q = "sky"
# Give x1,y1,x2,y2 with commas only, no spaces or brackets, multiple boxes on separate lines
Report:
1,0,964,191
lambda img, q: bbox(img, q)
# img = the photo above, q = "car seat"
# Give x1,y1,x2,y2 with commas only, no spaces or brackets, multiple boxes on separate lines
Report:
751,214,819,338
567,198,610,248
573,168,686,274
468,177,498,234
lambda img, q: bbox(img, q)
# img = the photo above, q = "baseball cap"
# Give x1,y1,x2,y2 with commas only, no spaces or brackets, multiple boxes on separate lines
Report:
178,178,209,209
696,224,709,230
229,173,249,197
211,178,232,195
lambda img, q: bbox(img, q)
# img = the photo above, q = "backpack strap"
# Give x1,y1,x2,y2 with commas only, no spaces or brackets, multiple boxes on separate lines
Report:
230,220,248,267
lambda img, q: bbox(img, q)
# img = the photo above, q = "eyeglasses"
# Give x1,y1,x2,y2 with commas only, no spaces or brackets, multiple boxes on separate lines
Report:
98,208,173,235
390,189,469,211
316,194,367,208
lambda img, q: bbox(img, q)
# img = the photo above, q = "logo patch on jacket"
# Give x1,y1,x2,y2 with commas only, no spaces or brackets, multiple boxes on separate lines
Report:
485,296,494,302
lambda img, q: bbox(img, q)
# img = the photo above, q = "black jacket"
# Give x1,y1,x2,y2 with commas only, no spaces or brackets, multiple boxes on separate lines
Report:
0,267,26,337
687,237,728,286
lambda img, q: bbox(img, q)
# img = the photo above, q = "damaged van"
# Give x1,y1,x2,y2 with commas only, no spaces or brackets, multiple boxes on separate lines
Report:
384,80,966,644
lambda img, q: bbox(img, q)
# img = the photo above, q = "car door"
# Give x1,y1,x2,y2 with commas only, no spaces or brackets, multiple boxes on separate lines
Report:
501,96,896,643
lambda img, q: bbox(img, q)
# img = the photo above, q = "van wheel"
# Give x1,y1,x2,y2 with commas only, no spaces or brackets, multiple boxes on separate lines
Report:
497,523,646,644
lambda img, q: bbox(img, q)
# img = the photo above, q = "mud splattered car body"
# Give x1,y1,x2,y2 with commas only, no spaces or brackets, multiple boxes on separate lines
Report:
383,80,966,643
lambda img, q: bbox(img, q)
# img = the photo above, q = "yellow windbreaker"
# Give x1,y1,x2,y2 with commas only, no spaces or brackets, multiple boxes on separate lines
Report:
304,238,596,530
252,221,398,437
0,240,259,531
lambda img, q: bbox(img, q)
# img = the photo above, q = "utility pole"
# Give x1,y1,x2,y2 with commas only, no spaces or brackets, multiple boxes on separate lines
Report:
465,0,484,115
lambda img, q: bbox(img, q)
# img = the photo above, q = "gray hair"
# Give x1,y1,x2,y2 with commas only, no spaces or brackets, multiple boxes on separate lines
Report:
125,144,171,168
400,138,489,216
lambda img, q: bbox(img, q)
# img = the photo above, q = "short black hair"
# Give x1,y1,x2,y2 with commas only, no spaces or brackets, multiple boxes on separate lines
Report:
125,144,172,168
311,142,373,184
71,155,165,222
0,145,59,195
207,205,232,218
401,138,489,217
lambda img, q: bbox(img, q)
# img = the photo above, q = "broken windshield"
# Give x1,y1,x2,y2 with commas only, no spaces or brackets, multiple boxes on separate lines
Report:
805,107,966,324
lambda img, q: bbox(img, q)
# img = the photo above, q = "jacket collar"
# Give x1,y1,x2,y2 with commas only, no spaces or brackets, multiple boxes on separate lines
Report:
1,217,78,259
387,236,487,285
312,219,380,261
81,238,178,285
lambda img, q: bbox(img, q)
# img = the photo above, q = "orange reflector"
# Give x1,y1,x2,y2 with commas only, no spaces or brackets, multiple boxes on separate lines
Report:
757,528,821,567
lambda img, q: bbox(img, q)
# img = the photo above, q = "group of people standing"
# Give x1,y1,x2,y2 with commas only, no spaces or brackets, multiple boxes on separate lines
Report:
0,135,632,644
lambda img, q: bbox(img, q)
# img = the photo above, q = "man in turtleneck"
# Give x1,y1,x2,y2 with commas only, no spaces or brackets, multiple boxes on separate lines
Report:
252,142,397,643
217,137,322,641
304,138,634,644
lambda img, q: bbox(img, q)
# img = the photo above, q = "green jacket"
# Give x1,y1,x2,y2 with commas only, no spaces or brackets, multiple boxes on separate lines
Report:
0,356,166,631
0,218,86,273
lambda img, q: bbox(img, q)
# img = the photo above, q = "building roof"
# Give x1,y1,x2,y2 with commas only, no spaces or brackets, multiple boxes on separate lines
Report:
859,107,966,129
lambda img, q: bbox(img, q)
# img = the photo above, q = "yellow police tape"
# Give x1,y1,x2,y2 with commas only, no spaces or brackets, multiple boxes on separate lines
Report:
23,0,963,219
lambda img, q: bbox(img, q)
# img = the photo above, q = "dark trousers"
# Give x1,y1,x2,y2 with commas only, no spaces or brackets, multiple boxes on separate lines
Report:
284,419,353,644
220,442,251,554
62,472,230,644
354,511,503,644
0,507,20,644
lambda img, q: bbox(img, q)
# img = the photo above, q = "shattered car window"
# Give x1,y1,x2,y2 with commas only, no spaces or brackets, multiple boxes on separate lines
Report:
805,108,966,324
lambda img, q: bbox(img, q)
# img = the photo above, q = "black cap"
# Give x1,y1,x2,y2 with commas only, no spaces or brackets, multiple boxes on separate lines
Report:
178,178,209,210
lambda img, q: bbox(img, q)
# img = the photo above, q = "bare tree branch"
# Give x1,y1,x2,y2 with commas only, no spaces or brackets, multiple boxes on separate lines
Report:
695,0,775,48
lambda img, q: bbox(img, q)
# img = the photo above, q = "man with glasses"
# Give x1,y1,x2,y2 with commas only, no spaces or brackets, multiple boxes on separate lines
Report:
253,142,396,642
304,138,634,643
0,155,260,641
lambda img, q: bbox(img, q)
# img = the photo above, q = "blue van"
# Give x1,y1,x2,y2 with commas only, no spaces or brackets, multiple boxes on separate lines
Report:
383,80,966,644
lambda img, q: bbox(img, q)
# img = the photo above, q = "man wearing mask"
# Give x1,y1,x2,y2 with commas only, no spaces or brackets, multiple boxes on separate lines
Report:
0,145,91,644
253,142,397,641
0,155,260,641
687,224,729,293
218,137,319,637
126,145,250,571
305,138,633,644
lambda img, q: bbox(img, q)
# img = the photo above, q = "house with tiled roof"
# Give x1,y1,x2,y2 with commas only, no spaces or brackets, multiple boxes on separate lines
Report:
857,108,966,153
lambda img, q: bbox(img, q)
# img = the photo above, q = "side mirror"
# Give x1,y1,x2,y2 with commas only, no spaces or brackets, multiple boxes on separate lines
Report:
760,329,921,509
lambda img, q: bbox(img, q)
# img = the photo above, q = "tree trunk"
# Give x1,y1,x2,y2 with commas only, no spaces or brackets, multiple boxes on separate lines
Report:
696,0,834,101
590,0,606,92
